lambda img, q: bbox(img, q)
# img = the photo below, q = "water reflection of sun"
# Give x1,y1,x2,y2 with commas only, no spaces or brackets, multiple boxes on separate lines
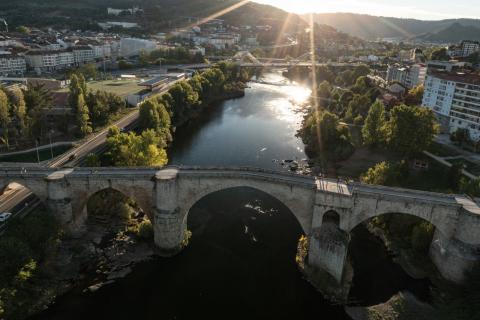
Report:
265,83,311,123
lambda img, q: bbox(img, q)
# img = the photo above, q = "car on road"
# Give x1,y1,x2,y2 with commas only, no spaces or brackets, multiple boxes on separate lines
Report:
0,212,12,223
68,153,77,161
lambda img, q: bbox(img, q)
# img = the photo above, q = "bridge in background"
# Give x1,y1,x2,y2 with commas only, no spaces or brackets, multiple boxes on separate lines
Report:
1,166,479,287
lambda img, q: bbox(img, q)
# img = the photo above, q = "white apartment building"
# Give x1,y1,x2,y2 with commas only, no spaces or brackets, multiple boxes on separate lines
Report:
72,46,95,65
0,54,26,76
447,40,480,58
461,40,480,57
423,70,480,140
25,50,74,74
119,38,156,57
386,64,426,89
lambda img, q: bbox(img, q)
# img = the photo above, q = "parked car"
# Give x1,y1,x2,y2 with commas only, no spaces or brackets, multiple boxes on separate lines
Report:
0,212,12,223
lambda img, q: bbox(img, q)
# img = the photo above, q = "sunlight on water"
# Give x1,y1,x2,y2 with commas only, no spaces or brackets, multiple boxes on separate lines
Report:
256,71,311,123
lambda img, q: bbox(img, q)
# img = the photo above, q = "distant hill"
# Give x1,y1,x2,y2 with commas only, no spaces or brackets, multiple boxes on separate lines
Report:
0,0,358,48
307,12,480,41
418,23,480,42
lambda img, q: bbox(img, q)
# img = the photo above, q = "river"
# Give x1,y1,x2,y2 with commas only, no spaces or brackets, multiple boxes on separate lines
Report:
31,71,430,319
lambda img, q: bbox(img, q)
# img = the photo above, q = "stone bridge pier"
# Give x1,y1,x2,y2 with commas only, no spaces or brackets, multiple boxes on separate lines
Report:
154,168,187,256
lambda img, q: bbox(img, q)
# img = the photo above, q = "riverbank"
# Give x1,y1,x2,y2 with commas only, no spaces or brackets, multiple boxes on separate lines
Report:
346,291,435,320
4,214,156,320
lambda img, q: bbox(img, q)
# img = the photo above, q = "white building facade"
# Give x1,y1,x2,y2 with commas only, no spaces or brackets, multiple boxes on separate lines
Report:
0,54,26,76
423,71,480,140
386,63,426,89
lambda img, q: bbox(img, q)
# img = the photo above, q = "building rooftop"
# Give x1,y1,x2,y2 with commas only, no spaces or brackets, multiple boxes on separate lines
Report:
428,70,480,86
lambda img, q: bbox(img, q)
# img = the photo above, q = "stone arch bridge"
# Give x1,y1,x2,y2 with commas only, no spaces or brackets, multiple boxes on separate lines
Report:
1,166,479,284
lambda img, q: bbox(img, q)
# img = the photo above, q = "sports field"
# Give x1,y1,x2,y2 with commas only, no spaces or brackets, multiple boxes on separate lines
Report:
87,79,145,97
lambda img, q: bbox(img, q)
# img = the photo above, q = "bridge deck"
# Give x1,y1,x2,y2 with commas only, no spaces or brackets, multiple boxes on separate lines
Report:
1,166,480,215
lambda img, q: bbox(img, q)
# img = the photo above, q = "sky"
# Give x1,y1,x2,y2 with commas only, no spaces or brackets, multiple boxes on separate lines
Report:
252,0,480,20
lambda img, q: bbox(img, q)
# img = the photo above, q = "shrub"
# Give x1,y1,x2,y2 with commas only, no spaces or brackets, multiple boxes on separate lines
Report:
137,220,153,240
411,222,434,254
118,203,133,221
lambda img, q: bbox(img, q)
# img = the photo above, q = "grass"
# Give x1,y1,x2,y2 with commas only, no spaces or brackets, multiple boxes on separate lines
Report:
87,79,146,98
335,146,403,179
427,142,460,157
0,145,72,163
449,158,480,176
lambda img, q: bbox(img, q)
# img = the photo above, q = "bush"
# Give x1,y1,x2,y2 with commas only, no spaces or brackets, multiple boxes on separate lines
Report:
118,203,134,221
353,114,364,125
411,222,434,254
137,220,153,240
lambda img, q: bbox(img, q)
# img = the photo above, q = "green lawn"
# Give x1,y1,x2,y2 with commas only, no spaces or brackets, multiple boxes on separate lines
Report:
0,145,72,163
449,158,480,176
87,79,146,98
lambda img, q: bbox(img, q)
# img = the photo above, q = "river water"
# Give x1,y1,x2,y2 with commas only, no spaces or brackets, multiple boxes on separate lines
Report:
31,71,430,319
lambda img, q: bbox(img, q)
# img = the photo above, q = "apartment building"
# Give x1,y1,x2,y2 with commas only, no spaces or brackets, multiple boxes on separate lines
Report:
423,70,480,140
386,63,426,89
25,49,74,74
447,40,480,58
72,45,95,65
0,53,26,76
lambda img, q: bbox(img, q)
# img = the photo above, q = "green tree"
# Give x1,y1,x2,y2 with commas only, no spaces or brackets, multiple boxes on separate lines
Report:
361,161,407,186
79,63,99,80
105,127,168,167
23,83,53,139
85,153,101,167
405,85,425,106
385,105,439,156
6,87,27,140
362,100,386,146
75,94,92,137
86,91,109,129
139,100,171,141
430,47,450,61
0,90,10,148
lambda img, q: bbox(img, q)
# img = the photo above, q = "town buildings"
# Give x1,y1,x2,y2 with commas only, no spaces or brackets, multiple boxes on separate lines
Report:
447,40,480,58
0,53,26,76
386,63,426,88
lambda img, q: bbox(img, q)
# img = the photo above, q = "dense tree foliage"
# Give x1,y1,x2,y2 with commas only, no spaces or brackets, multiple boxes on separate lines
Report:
0,211,61,319
430,47,450,61
298,110,354,160
385,104,439,156
362,100,386,147
140,47,205,65
105,127,168,167
361,161,408,186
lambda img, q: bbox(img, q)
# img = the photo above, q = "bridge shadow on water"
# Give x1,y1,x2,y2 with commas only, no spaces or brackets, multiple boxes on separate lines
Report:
30,188,431,320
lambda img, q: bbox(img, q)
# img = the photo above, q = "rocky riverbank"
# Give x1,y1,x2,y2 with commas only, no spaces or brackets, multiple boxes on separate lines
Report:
345,291,435,320
27,216,156,319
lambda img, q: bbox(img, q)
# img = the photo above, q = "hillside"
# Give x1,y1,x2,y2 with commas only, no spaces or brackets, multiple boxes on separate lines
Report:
419,23,480,42
307,12,480,41
0,0,310,32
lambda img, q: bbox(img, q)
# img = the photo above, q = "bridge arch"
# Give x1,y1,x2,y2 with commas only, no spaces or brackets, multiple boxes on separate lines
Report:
176,176,316,234
185,186,306,245
0,177,48,204
69,181,155,224
344,206,456,238
82,187,150,221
